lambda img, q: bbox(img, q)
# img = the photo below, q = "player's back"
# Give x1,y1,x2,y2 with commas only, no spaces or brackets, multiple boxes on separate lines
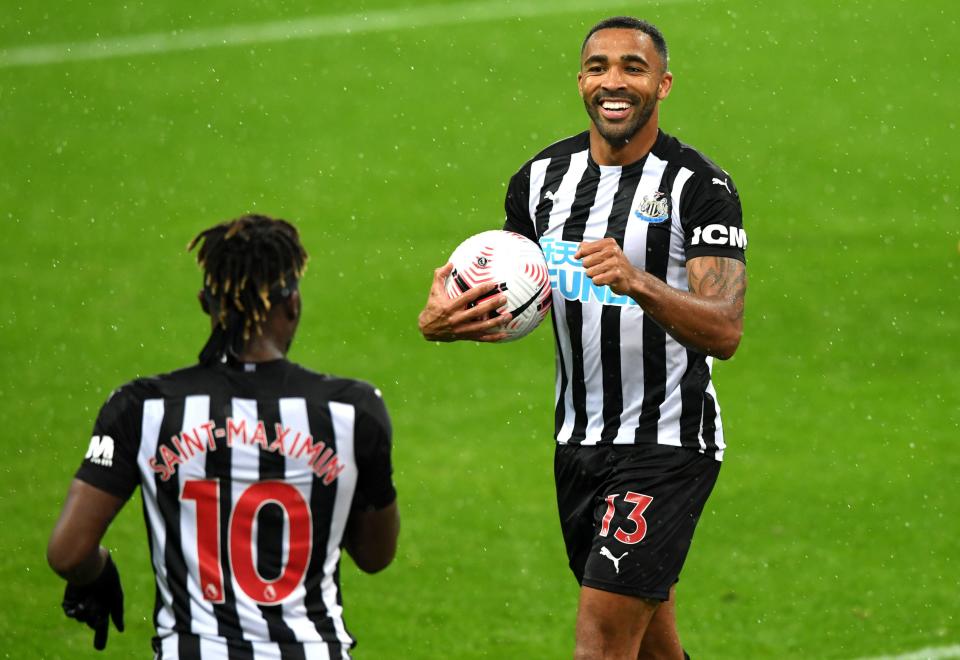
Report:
83,358,390,658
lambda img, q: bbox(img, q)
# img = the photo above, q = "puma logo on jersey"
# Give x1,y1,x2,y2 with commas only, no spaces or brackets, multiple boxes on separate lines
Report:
712,177,732,194
691,224,748,249
85,435,115,467
543,190,559,202
599,547,628,574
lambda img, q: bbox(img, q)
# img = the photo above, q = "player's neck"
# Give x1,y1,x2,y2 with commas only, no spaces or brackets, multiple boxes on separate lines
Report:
237,336,288,362
589,114,660,167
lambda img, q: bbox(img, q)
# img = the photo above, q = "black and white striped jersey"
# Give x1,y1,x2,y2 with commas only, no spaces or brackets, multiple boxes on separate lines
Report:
503,130,746,460
75,358,396,659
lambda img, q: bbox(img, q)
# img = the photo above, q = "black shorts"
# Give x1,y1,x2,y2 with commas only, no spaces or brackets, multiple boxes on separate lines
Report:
554,443,721,602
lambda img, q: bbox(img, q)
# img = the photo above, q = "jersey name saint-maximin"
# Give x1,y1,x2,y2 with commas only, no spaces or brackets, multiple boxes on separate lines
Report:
76,359,395,659
504,130,746,460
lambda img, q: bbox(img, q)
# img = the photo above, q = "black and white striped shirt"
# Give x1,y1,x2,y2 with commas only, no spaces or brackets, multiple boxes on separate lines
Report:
504,130,746,460
76,359,395,659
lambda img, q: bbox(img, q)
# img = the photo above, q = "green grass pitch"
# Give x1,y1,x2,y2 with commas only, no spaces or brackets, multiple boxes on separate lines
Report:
1,1,958,657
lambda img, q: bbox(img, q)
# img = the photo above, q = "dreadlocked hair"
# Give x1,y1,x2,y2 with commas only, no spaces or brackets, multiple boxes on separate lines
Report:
188,214,308,365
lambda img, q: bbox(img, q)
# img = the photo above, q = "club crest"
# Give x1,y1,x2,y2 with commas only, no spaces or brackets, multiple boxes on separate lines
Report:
633,192,670,223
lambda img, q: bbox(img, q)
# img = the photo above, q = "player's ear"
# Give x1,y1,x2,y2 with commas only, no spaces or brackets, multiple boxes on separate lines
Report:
198,290,210,315
657,71,673,100
285,290,301,322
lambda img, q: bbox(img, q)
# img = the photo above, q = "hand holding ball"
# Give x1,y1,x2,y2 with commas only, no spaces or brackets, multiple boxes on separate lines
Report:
444,230,552,342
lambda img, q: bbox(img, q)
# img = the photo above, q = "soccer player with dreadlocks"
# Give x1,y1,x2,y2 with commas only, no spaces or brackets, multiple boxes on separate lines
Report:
48,215,399,658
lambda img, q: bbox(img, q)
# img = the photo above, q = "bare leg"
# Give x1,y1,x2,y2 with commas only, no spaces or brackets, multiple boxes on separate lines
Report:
637,585,683,660
574,586,659,660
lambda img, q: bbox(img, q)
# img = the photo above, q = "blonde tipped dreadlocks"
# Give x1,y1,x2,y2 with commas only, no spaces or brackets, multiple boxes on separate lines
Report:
188,214,308,365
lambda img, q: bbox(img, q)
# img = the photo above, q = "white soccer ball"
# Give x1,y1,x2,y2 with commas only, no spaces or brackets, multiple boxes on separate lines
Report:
444,230,552,342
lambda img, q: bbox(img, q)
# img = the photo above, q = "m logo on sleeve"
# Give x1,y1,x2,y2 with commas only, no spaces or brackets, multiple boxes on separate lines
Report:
85,435,115,467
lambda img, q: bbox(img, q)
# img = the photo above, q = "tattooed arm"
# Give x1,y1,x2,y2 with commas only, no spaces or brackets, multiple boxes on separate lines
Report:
577,239,747,359
676,256,747,357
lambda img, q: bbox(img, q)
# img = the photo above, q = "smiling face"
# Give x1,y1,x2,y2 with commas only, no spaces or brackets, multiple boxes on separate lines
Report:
578,28,672,151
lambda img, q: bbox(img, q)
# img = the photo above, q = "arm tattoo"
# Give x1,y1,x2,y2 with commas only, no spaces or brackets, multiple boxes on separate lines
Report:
687,257,747,320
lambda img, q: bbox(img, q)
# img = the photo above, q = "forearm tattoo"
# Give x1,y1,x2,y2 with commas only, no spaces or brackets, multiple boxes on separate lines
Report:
687,257,747,320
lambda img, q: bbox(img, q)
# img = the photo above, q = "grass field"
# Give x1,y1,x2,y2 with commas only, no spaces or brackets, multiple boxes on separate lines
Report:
1,0,958,657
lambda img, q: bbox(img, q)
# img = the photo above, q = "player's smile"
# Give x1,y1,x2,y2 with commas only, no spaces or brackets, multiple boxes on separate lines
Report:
582,79,657,147
595,94,638,122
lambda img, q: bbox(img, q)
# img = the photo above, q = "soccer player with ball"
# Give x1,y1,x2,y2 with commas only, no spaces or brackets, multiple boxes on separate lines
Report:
419,16,748,660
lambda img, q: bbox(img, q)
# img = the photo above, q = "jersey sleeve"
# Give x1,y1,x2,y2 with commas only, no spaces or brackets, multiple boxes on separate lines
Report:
74,382,145,501
351,386,396,512
503,164,536,241
679,171,747,263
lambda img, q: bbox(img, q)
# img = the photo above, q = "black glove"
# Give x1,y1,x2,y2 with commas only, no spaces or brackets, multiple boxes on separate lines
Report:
62,554,125,650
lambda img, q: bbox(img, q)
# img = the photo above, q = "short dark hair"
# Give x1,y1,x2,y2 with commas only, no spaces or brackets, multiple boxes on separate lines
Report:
581,17,669,71
188,214,308,364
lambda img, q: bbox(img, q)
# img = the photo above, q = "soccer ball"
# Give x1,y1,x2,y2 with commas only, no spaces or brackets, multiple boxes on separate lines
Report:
444,230,552,342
